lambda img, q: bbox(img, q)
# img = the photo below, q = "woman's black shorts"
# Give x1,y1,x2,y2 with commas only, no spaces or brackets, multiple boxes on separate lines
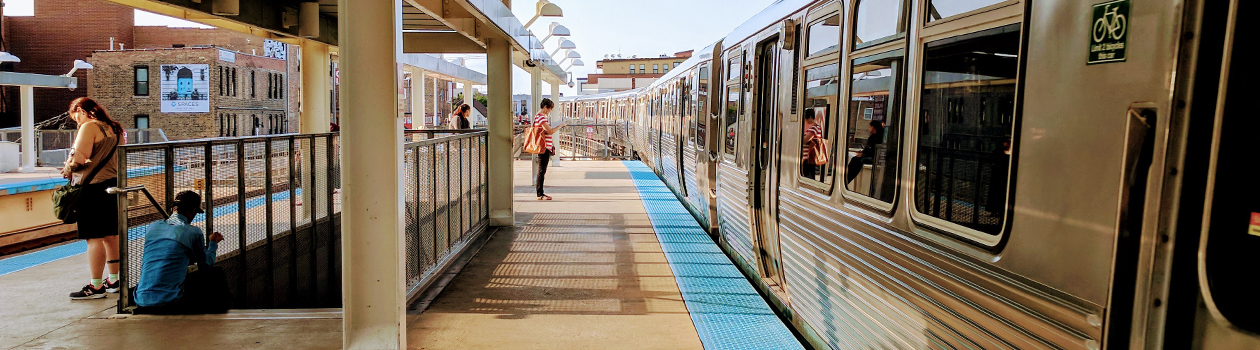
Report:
76,178,120,240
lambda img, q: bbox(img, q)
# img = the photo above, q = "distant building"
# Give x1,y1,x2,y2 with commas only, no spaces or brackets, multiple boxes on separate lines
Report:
88,47,297,140
580,51,692,94
0,0,304,138
0,0,134,127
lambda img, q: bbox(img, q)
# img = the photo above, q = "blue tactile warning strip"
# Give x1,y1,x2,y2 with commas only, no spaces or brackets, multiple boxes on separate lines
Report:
0,189,302,277
624,161,804,350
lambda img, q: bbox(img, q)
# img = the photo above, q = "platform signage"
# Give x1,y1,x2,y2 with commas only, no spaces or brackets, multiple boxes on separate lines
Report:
1088,0,1129,64
159,64,210,113
1249,212,1260,237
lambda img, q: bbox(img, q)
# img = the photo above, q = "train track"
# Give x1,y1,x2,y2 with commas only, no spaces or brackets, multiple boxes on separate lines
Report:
0,223,78,257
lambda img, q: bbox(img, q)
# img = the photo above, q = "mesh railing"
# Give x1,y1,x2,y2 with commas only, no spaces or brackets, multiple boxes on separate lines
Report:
116,133,342,312
511,123,635,160
404,130,490,301
913,146,1008,233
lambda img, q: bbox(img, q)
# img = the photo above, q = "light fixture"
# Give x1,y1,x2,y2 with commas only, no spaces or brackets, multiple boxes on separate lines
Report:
64,60,94,76
541,22,570,42
562,58,584,70
0,52,20,63
299,2,320,38
524,0,563,28
566,50,581,59
548,39,577,57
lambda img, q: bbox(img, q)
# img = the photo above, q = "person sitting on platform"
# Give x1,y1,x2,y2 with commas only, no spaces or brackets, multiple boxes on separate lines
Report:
134,191,230,314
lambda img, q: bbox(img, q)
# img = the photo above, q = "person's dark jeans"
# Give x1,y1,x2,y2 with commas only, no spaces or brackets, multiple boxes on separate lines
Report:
802,163,817,180
537,149,553,197
134,266,231,315
845,157,872,184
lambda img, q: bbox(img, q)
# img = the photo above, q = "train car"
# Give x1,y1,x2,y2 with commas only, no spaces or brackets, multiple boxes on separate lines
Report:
568,0,1255,348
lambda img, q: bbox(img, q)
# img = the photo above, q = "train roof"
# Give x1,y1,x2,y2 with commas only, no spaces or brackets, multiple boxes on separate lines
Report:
723,0,820,48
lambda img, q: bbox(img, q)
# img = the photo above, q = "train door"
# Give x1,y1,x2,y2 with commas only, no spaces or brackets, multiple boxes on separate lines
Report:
677,80,689,198
752,37,784,284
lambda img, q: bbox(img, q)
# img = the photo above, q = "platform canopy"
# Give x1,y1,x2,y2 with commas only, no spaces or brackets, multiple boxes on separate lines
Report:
103,0,568,84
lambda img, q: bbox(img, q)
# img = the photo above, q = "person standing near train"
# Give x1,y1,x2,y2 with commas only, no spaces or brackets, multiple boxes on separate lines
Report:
801,109,824,180
62,98,124,300
533,98,565,200
448,104,472,129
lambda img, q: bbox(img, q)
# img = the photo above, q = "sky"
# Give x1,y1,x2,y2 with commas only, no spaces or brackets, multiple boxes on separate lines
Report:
5,0,772,96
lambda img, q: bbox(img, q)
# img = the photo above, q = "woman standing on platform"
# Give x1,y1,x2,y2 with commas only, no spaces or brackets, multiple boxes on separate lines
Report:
533,98,564,200
62,97,124,300
448,104,471,129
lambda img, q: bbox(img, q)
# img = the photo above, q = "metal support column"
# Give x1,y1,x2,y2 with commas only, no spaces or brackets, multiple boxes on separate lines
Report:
300,40,331,133
487,38,514,227
338,0,405,348
19,86,34,173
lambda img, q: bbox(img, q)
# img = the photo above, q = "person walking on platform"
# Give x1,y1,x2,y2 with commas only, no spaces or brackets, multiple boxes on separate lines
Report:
62,98,124,300
533,98,565,200
448,104,472,129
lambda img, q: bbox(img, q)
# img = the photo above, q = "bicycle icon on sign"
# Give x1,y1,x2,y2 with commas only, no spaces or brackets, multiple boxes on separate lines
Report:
1092,3,1127,42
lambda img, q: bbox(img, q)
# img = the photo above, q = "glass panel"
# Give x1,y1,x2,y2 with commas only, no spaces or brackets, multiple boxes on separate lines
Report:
724,88,739,155
807,15,842,57
728,57,741,80
914,24,1021,235
927,0,1007,22
854,0,906,47
800,63,840,186
844,52,903,204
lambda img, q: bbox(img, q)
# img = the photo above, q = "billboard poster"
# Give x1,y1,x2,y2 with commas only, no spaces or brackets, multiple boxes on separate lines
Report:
160,64,210,113
263,39,287,60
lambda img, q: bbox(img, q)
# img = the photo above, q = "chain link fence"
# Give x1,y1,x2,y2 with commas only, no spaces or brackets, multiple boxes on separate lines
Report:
403,130,489,302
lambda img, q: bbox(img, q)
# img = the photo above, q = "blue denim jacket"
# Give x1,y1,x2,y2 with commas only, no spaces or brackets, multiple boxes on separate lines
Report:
134,214,217,307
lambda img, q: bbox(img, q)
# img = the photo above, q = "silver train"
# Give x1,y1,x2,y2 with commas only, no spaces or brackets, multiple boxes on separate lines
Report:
559,0,1253,348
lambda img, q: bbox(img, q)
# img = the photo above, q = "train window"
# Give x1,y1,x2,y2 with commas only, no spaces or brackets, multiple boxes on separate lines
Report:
926,0,1007,22
727,57,741,81
913,24,1021,237
799,63,840,188
854,0,907,49
724,89,739,156
807,14,841,57
844,50,904,205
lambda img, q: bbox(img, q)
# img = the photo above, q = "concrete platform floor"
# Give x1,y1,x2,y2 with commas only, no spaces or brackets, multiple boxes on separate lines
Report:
407,160,704,349
2,160,706,349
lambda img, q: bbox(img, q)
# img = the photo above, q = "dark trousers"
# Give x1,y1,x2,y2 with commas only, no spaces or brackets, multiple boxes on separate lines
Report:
134,266,231,315
845,157,870,184
537,150,553,197
802,163,817,180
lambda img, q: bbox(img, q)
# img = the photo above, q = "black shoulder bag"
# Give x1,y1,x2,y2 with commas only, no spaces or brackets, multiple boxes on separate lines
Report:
52,133,118,224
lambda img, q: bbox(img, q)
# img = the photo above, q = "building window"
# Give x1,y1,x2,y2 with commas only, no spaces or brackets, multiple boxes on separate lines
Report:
640,64,646,74
629,66,635,74
134,115,150,129
674,62,680,68
134,66,149,96
654,64,660,74
218,66,225,96
250,70,256,98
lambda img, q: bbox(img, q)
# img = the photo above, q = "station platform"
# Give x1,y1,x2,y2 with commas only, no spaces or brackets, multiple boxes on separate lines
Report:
0,160,801,349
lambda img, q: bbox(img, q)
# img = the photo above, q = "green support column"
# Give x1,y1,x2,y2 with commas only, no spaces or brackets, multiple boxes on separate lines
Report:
487,38,514,226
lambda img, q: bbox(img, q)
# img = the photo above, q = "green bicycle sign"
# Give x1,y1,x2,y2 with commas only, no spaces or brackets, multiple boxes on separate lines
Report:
1088,0,1129,64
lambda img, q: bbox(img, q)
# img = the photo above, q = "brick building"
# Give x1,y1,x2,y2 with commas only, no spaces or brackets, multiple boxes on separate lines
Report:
0,0,303,137
579,51,692,94
0,0,134,127
88,47,295,141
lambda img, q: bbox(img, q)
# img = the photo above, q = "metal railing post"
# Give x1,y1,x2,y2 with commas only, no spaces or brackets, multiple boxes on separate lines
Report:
116,146,131,312
288,136,298,306
325,135,336,302
235,140,248,307
265,139,275,307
